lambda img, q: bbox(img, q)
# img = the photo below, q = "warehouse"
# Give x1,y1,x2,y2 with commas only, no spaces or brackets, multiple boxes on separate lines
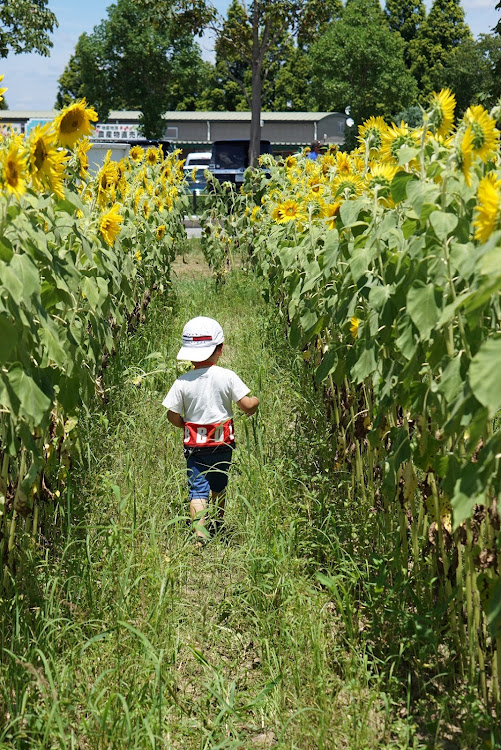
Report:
0,109,347,154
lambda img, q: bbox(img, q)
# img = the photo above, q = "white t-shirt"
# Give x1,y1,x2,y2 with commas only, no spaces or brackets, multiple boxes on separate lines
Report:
162,365,250,423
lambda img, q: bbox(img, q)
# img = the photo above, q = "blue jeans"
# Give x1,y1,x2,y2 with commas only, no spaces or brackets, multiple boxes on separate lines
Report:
186,449,233,500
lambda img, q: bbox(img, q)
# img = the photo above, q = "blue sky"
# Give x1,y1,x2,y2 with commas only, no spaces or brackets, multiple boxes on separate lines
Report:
1,0,499,111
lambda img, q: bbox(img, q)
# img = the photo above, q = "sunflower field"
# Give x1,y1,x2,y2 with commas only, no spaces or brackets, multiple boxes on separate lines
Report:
201,91,501,707
0,81,188,591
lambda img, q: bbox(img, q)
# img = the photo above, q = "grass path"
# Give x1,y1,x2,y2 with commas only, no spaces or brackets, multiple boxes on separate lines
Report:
2,244,455,748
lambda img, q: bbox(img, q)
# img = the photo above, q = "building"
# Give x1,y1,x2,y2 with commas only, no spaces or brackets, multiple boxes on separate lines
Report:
0,110,347,154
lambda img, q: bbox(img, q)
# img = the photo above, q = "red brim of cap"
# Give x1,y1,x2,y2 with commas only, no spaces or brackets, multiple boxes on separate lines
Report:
176,344,217,362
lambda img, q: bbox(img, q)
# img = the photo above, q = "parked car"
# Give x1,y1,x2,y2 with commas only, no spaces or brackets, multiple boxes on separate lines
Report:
183,151,211,194
209,140,272,185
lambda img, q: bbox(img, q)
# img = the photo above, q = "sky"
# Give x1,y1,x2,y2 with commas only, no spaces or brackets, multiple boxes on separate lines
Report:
0,0,499,112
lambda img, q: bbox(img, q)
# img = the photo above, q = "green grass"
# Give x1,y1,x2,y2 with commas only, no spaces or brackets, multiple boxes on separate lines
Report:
0,242,498,749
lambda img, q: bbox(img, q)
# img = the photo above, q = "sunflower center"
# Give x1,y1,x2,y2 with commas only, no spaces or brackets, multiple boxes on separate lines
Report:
34,139,48,170
61,112,84,133
6,158,19,186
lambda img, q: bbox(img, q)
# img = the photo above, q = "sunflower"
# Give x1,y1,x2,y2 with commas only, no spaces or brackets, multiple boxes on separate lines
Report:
366,162,398,192
142,201,151,219
54,99,98,148
0,137,28,199
380,122,419,164
473,171,501,243
156,224,166,240
323,201,342,229
135,250,142,263
285,155,297,169
250,205,261,222
332,173,364,199
463,105,499,162
99,204,123,246
271,198,306,224
457,126,474,186
350,316,361,339
76,138,92,179
146,147,159,165
0,74,7,104
28,123,68,198
428,89,456,137
129,145,145,162
97,161,119,207
358,116,388,155
335,151,352,175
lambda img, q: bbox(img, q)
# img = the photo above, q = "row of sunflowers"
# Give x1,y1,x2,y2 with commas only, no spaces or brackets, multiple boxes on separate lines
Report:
201,91,501,707
0,77,189,590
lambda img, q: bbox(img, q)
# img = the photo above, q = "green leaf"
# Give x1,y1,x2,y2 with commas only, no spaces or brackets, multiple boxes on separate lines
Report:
407,282,439,340
351,345,377,383
397,146,420,165
438,355,463,403
369,284,394,311
315,348,337,384
339,199,362,227
451,489,485,530
391,172,417,204
38,324,68,369
0,237,13,262
7,366,52,424
429,211,458,241
469,337,501,418
0,315,17,362
1,254,40,303
395,321,417,360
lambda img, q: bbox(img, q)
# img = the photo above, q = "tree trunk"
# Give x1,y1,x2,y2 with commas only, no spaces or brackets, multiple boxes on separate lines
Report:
248,2,262,168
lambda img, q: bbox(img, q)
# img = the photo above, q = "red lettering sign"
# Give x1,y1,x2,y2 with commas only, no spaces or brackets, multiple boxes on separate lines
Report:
183,420,235,447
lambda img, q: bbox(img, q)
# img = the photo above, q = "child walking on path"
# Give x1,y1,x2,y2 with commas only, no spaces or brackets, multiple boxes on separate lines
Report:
162,316,259,545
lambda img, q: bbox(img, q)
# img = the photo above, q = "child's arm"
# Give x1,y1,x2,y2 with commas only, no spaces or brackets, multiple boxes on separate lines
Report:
167,410,185,429
236,395,260,416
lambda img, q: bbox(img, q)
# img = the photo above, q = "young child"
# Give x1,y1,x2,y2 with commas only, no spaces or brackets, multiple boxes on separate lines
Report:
162,316,259,545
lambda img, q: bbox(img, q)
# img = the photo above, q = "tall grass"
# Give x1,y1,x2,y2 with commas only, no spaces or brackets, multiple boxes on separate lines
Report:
0,243,498,749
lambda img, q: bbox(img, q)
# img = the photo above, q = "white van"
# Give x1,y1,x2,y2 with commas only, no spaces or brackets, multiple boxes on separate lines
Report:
184,151,211,170
184,151,211,193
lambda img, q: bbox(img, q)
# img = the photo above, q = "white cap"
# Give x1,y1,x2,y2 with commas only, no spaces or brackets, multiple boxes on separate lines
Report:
177,316,224,362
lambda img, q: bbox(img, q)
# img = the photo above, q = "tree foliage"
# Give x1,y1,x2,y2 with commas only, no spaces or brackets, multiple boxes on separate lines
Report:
56,0,207,138
409,0,471,99
309,0,417,126
439,34,501,114
0,0,57,58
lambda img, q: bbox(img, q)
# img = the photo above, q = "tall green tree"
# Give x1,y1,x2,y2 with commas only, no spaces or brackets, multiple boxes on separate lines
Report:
56,0,208,138
0,0,57,58
439,34,501,114
140,0,341,163
384,0,425,66
309,0,417,126
409,0,471,99
206,0,342,162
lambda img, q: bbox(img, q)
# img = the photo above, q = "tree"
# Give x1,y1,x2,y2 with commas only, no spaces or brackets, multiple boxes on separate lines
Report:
139,0,341,163
385,0,425,66
409,0,471,100
56,0,208,138
0,0,57,58
439,34,501,114
207,0,342,163
309,0,417,127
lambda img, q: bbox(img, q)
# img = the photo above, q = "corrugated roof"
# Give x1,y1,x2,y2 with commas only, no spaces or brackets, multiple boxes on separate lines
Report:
162,111,342,122
0,110,344,123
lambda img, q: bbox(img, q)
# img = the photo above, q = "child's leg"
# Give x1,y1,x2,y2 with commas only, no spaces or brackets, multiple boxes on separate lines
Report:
189,497,208,539
186,456,210,543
